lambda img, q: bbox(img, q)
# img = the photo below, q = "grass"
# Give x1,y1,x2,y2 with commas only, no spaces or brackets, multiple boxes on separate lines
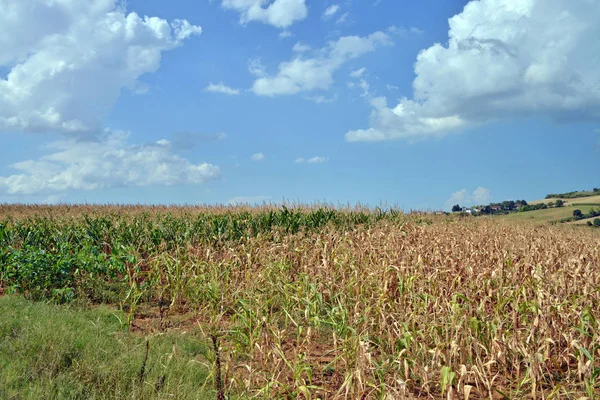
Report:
1,204,600,398
571,216,600,226
0,295,213,399
496,204,598,223
530,194,600,207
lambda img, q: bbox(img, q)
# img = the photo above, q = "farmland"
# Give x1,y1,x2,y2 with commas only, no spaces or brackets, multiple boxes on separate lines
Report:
497,204,599,224
1,204,600,399
534,194,600,206
494,194,600,225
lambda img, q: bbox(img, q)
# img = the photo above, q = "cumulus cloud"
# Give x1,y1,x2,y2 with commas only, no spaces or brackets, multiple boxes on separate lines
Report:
445,189,470,210
444,186,492,210
0,0,201,135
252,31,392,96
347,0,600,142
294,156,328,164
323,5,340,19
204,82,241,95
252,152,265,161
221,0,307,29
0,132,220,196
472,186,493,204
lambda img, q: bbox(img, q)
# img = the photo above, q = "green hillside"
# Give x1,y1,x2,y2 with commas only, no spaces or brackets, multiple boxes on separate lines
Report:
497,194,600,225
530,194,600,206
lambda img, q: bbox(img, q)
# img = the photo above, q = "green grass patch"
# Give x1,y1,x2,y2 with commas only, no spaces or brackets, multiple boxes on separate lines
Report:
0,296,213,399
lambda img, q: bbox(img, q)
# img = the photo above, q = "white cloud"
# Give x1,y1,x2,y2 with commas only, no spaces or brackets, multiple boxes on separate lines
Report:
171,19,203,40
252,31,392,96
248,57,267,77
307,95,337,104
410,27,424,35
323,5,340,19
444,186,492,210
445,189,470,210
227,195,272,205
292,42,311,53
251,152,265,161
221,0,307,29
204,82,241,95
335,12,350,25
386,25,423,37
295,156,328,164
358,80,371,97
43,194,66,205
472,187,492,204
347,0,600,142
0,0,201,135
348,72,371,98
279,30,294,39
0,131,220,196
350,67,366,78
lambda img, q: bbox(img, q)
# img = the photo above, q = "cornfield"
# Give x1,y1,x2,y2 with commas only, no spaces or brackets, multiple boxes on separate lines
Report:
1,204,599,399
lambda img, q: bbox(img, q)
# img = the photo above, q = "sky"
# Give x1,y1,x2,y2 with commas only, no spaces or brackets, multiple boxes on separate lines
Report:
0,0,599,210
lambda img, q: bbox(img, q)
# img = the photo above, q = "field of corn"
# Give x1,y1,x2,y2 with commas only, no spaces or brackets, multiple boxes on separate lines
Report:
1,204,599,399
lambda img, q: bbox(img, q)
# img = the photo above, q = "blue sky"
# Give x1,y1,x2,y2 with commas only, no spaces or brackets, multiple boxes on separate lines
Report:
1,0,599,210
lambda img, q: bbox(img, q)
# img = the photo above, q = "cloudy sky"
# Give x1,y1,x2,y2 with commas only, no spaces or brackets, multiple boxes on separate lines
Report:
1,0,599,209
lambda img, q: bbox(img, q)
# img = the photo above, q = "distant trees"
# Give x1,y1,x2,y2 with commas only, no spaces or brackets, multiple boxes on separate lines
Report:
452,204,462,212
519,203,548,212
555,199,565,207
502,200,516,210
573,209,600,223
546,189,599,199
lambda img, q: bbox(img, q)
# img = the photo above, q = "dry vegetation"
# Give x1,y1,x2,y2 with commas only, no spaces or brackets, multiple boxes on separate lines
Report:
1,204,599,399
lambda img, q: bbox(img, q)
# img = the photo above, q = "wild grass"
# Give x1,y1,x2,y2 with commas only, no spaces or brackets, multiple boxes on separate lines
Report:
1,205,599,398
0,296,213,399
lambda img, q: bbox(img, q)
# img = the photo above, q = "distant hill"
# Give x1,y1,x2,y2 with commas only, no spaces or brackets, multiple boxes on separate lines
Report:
499,193,600,225
544,188,600,199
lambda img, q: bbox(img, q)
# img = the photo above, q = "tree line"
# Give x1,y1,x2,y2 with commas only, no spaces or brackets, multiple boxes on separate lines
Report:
545,188,600,199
